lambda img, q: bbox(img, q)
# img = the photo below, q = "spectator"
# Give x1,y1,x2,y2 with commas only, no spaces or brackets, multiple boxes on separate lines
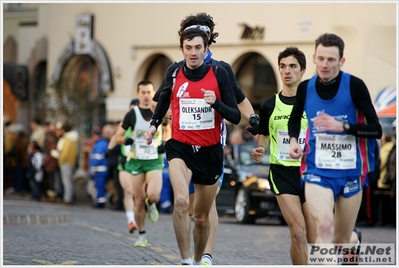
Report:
89,124,114,208
28,141,45,201
376,129,395,226
4,119,18,192
15,130,30,194
51,123,79,205
357,139,380,226
228,128,245,146
43,128,61,203
387,120,396,226
105,121,124,211
29,117,46,151
83,125,101,172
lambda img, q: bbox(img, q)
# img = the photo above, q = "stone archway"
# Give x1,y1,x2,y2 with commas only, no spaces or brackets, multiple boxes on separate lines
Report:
234,52,277,113
53,55,103,136
142,54,173,90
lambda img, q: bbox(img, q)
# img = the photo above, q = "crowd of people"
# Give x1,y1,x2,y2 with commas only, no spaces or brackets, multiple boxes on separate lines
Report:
3,11,396,266
3,116,123,208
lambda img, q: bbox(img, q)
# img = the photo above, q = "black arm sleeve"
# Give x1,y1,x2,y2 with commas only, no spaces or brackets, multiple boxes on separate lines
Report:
219,61,245,104
121,109,136,130
349,76,382,139
258,96,276,136
153,62,181,102
213,66,241,125
288,80,308,139
150,67,174,129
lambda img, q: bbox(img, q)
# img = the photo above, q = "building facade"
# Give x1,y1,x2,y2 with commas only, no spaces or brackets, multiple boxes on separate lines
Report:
3,2,397,134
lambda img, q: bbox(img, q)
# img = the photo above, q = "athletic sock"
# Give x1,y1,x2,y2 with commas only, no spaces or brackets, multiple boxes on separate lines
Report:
126,211,135,223
201,253,212,264
181,258,192,265
192,259,202,265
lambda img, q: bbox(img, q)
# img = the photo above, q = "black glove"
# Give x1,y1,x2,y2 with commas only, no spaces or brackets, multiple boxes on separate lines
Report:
104,149,112,158
158,141,166,154
124,137,134,145
246,114,259,135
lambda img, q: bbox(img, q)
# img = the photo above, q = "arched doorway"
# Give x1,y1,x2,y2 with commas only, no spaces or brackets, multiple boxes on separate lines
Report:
144,54,173,89
32,61,47,122
53,55,104,136
235,52,277,113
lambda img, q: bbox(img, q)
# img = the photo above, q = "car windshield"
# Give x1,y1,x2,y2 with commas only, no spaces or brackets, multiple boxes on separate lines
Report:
238,142,270,166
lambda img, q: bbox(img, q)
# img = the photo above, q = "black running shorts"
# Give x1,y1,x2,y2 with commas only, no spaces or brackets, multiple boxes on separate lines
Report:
165,138,223,185
269,164,305,203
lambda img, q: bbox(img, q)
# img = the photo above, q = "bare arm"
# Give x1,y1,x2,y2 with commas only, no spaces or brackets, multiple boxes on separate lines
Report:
238,97,255,120
114,124,127,145
252,134,269,163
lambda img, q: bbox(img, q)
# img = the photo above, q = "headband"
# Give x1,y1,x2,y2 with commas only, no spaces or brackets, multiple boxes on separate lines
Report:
183,25,211,33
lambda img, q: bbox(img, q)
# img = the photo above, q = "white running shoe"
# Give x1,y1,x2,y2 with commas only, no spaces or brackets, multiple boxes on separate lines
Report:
146,198,159,223
134,235,147,247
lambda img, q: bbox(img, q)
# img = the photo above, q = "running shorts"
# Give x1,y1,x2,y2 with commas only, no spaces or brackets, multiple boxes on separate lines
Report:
189,170,224,194
303,173,362,202
269,164,305,203
165,138,223,185
117,155,127,171
124,155,164,175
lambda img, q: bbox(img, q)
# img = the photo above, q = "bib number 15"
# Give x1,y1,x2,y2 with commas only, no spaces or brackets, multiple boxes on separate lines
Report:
193,114,201,120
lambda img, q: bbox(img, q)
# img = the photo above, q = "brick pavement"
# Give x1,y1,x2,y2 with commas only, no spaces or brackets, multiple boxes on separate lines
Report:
3,193,397,266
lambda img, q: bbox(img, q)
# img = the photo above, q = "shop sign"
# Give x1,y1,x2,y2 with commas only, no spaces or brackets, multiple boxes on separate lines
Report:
74,14,93,54
240,23,265,40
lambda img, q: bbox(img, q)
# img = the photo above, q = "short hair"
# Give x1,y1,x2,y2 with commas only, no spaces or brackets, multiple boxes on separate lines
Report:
31,140,42,152
178,12,219,46
130,98,139,106
33,117,42,125
278,46,307,71
179,27,209,49
315,33,345,59
61,123,73,133
137,80,154,92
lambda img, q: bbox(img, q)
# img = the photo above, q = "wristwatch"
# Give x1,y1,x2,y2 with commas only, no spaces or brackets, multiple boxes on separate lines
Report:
343,123,350,133
249,114,260,121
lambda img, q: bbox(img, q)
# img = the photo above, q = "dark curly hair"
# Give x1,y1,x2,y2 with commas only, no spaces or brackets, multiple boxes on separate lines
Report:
178,12,219,46
278,46,307,71
179,27,209,49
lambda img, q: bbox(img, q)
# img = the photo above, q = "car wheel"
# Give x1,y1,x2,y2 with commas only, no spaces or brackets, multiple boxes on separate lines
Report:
234,186,256,224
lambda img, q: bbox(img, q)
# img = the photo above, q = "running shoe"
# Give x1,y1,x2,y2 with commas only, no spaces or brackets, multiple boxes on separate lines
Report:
146,198,159,223
353,228,362,246
201,260,211,266
343,228,362,265
128,221,137,234
352,228,362,265
134,236,147,247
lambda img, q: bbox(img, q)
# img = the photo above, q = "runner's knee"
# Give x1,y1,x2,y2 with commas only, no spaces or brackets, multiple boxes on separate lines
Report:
193,214,208,229
174,194,189,213
290,224,306,244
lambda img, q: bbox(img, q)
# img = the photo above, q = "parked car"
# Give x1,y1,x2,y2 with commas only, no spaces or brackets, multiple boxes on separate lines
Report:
216,141,283,224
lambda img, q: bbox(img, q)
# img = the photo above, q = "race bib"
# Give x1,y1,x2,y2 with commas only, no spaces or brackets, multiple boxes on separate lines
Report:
315,134,356,169
277,130,306,161
179,98,215,130
128,130,160,160
134,139,158,160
